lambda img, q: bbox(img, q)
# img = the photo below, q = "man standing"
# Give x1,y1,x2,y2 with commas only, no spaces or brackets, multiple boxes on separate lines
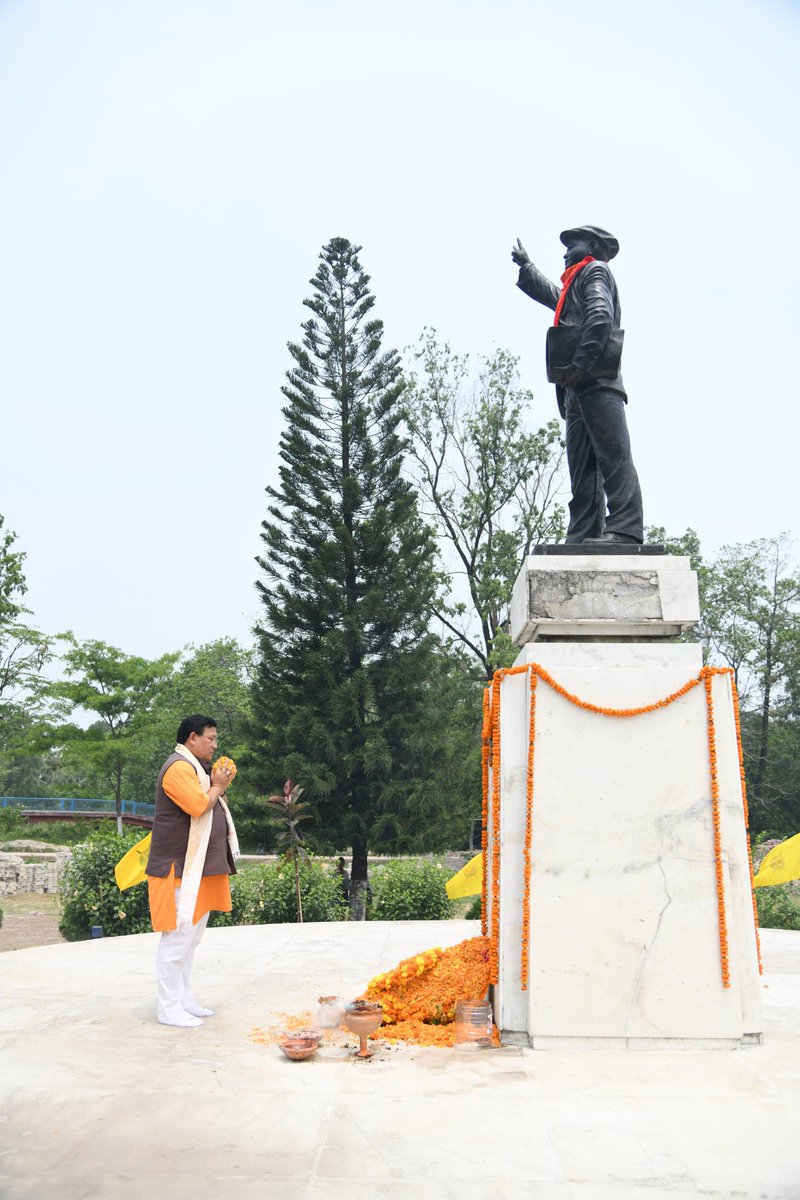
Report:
146,715,238,1027
336,856,351,902
512,225,643,545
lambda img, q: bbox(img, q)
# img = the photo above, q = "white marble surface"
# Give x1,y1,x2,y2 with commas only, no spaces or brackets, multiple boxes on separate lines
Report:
494,643,763,1044
510,554,700,643
0,921,797,1199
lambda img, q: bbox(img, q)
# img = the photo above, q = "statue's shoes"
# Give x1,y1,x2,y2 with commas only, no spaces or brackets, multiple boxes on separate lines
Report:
158,1011,203,1028
183,1002,214,1017
582,532,642,544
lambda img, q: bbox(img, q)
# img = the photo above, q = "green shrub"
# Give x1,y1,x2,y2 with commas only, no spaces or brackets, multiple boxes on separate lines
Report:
211,857,346,926
0,810,114,847
756,884,800,931
59,828,152,941
369,859,455,921
23,819,104,846
0,902,3,930
0,807,25,840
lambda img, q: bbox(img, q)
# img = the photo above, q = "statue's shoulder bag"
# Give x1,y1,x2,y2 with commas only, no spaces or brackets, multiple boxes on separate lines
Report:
546,325,624,385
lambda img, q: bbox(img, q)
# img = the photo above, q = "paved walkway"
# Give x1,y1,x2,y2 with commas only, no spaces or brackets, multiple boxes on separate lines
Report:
1,920,798,1199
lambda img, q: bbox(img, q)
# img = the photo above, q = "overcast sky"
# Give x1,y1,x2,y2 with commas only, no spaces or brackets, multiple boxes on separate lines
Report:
1,0,797,660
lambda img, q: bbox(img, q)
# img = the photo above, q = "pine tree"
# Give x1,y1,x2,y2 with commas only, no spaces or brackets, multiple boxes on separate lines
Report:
252,237,446,916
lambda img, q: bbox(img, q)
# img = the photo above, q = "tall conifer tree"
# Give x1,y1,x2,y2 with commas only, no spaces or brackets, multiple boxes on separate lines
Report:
252,237,443,915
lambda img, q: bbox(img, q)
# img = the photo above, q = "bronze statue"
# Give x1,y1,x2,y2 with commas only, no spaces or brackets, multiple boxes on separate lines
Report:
512,225,643,545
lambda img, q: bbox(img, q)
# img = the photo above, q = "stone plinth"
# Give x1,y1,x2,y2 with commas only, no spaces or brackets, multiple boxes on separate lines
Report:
510,553,700,643
492,555,763,1048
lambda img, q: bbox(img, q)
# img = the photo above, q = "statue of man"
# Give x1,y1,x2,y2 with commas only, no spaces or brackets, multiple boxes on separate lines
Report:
512,225,643,545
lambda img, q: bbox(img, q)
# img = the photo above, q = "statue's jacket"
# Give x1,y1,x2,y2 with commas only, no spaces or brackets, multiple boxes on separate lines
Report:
517,260,627,417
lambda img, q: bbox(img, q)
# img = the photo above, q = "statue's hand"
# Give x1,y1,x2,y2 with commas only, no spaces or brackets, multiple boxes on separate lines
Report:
560,365,588,388
511,238,530,267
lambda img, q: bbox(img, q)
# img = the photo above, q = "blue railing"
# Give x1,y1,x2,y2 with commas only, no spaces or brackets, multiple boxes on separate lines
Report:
1,796,155,817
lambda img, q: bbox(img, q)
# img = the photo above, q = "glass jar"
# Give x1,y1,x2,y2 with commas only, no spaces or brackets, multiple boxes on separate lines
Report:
454,999,492,1048
316,995,344,1029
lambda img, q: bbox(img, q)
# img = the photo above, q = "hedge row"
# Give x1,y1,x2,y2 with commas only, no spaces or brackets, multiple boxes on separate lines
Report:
57,829,459,940
53,828,800,941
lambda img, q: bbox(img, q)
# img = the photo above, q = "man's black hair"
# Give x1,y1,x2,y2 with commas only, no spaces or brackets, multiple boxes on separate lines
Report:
176,714,217,744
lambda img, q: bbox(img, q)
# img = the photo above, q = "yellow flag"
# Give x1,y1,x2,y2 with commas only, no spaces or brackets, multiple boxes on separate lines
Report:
446,852,483,899
114,833,153,891
753,833,800,888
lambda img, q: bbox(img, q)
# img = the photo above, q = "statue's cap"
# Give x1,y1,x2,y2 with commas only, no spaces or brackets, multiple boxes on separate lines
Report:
560,225,619,261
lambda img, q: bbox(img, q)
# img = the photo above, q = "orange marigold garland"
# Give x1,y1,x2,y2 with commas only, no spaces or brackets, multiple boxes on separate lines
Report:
487,661,748,994
481,686,491,936
702,670,731,988
512,660,707,719
520,670,536,990
729,674,763,975
489,672,503,985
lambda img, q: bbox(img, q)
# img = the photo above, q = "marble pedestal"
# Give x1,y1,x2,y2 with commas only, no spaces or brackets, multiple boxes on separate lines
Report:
492,555,763,1048
510,552,700,642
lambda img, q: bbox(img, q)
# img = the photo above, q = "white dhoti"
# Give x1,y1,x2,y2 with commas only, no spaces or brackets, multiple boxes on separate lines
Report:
156,886,212,1027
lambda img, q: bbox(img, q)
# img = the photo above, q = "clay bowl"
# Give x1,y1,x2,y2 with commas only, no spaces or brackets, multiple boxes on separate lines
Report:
291,1027,324,1045
279,1037,319,1061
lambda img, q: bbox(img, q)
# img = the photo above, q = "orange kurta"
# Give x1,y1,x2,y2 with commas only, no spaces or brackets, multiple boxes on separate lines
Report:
147,759,232,932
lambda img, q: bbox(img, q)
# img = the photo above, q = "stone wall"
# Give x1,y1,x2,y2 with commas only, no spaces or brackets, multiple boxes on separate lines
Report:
0,842,72,896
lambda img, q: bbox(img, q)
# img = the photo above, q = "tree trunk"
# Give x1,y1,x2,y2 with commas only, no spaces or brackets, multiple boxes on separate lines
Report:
754,635,773,805
349,879,368,922
349,835,369,922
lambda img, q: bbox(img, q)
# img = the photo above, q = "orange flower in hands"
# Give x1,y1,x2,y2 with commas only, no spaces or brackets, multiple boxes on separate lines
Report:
214,755,237,782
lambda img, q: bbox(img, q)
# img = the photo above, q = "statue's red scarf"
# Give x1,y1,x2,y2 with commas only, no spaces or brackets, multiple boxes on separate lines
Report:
553,255,596,326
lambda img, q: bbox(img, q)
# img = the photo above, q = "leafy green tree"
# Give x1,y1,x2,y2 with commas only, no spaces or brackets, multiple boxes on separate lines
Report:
251,237,449,918
701,534,800,829
52,638,179,833
0,516,53,713
163,638,254,756
125,637,255,802
403,645,484,852
402,329,566,677
0,515,59,794
644,525,703,573
4,635,257,835
643,528,800,832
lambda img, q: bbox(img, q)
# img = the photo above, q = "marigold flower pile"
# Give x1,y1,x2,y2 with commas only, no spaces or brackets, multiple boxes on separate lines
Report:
360,935,495,1046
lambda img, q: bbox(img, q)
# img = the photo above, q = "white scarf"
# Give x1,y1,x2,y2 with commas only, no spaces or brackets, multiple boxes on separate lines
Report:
173,744,240,931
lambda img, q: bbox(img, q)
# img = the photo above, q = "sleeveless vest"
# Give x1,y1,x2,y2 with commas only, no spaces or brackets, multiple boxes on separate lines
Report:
145,751,236,879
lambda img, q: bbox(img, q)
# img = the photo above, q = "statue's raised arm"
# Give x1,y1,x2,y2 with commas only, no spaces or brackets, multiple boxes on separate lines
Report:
511,237,560,311
511,238,529,267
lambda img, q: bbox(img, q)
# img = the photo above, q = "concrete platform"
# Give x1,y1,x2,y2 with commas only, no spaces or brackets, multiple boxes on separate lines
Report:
1,919,798,1199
